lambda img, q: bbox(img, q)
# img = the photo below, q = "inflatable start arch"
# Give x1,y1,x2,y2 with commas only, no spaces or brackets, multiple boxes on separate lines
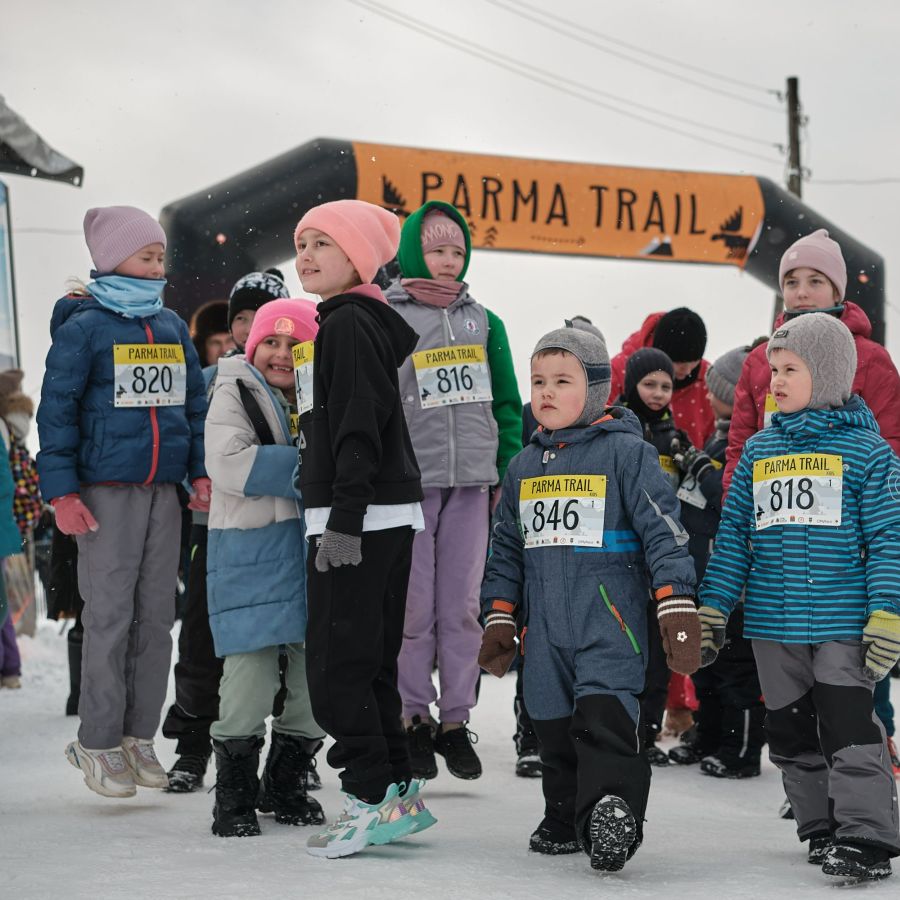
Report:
160,139,886,342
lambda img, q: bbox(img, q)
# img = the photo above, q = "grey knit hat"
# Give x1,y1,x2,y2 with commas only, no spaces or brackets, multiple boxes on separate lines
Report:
767,312,857,410
706,345,750,406
532,324,611,427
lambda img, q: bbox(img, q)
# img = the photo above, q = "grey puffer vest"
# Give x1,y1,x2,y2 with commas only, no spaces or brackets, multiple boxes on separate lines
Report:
386,281,499,488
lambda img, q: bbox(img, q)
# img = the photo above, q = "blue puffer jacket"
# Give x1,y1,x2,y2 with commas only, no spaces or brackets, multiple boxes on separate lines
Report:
205,356,306,657
481,408,696,719
700,396,900,643
36,294,207,501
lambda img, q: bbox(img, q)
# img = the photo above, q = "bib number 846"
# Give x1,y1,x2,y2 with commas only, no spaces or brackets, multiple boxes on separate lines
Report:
531,498,580,533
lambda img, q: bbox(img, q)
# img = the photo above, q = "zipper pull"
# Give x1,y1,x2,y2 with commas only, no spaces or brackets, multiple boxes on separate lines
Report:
542,449,550,464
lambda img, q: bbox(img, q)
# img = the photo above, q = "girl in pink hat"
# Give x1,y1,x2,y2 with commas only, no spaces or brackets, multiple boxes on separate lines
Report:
294,199,435,859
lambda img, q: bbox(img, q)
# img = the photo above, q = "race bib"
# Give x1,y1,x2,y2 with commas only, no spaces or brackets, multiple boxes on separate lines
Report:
519,475,606,548
413,344,493,408
292,341,314,416
763,393,779,428
676,458,722,510
289,413,300,441
658,454,680,488
113,344,186,407
752,453,843,530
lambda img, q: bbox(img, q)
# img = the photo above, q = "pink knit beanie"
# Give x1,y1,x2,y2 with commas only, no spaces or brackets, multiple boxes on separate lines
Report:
83,206,167,273
778,228,847,301
294,200,400,284
245,298,319,367
420,209,466,254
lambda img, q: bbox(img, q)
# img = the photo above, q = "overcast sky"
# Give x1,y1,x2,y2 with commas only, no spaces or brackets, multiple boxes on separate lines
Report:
5,0,900,433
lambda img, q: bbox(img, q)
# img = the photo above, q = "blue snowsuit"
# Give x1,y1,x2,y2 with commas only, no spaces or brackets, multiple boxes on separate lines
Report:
481,407,695,848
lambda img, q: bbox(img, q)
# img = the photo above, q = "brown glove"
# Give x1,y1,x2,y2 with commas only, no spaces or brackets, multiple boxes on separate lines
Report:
478,612,518,677
656,593,701,675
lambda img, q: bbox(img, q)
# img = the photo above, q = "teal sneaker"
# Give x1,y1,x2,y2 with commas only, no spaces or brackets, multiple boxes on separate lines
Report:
401,778,437,834
306,783,416,858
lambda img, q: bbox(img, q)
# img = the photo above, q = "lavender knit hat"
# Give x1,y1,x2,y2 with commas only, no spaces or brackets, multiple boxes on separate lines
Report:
778,228,847,301
83,206,167,274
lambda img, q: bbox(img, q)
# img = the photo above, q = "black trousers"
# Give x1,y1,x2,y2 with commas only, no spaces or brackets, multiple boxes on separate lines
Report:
533,693,651,850
161,525,223,756
691,608,765,765
305,527,414,802
638,603,669,745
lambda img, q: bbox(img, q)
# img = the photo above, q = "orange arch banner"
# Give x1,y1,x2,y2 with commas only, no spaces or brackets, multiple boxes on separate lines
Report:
352,141,764,267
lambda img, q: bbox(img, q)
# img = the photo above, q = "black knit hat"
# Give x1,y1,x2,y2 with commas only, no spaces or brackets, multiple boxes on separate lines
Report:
624,348,675,398
190,300,230,366
228,268,289,327
652,307,707,362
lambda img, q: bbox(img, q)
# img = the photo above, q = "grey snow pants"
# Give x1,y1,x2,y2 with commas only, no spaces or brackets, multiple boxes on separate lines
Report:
76,484,181,750
753,639,900,854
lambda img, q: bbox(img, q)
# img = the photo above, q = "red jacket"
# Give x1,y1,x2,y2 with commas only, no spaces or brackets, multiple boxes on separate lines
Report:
723,301,900,494
610,312,715,449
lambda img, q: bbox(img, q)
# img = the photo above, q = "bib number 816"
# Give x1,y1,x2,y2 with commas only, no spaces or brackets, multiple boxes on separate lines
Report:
131,365,173,395
769,477,814,512
531,498,580,533
436,365,473,393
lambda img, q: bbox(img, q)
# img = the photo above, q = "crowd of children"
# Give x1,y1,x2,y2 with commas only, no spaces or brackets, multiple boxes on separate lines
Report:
16,196,900,883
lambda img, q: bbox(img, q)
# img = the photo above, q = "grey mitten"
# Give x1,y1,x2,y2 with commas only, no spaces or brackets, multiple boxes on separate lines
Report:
314,528,362,572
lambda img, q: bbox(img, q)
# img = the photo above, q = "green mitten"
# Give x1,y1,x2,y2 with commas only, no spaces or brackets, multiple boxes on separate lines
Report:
698,606,728,667
862,610,900,681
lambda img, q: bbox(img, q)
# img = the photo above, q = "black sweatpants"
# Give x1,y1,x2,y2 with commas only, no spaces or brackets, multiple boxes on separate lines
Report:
691,607,765,765
638,603,669,745
305,526,414,803
533,693,651,852
162,525,223,756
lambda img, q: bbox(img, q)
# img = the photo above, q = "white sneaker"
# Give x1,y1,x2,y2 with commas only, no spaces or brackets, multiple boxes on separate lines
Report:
65,741,137,798
306,783,416,858
121,736,169,788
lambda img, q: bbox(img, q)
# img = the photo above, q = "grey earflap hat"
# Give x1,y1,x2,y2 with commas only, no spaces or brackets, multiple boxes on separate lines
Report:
532,325,611,427
767,312,857,410
706,345,750,407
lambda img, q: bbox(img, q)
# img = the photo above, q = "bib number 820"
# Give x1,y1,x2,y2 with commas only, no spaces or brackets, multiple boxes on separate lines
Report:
531,498,580,533
131,365,173,395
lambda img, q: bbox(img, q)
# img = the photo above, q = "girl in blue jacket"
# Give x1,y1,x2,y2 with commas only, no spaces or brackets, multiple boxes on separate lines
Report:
699,313,900,883
36,206,208,800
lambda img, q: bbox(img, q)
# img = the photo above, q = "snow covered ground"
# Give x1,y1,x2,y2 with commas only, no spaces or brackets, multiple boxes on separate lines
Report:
2,621,897,899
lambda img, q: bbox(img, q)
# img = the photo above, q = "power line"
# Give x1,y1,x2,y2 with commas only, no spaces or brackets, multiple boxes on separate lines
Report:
485,0,782,113
348,0,784,166
504,0,777,97
808,177,900,186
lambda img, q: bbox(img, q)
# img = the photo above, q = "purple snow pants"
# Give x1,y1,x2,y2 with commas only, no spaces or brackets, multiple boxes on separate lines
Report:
0,613,21,677
397,486,489,724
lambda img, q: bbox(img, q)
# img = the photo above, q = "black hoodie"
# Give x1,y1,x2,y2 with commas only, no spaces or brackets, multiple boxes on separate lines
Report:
300,291,423,536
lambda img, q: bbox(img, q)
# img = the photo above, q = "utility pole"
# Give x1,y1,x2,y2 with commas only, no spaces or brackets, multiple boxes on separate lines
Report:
774,76,803,321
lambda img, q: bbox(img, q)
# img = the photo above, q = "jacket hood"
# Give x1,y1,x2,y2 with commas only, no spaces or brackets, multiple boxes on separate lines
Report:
531,405,643,447
397,200,472,280
774,300,872,340
318,290,419,366
49,294,105,337
620,311,665,357
772,393,878,438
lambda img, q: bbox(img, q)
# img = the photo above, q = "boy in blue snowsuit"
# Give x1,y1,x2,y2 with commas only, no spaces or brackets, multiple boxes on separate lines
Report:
478,323,700,873
699,313,900,883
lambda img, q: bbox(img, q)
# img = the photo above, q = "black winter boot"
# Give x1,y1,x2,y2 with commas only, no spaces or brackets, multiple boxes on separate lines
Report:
211,737,263,837
529,815,581,854
166,750,211,793
434,725,482,779
66,628,83,717
256,732,325,826
822,842,892,881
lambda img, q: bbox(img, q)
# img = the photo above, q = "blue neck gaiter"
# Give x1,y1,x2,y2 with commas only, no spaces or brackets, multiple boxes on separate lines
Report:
87,275,166,319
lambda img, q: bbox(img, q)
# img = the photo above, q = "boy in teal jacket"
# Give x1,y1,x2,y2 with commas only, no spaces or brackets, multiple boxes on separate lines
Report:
700,312,900,883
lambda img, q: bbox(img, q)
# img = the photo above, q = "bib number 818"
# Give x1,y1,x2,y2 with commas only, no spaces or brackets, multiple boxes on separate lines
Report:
436,365,473,393
769,477,814,512
131,365,173,395
531,498,580,533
